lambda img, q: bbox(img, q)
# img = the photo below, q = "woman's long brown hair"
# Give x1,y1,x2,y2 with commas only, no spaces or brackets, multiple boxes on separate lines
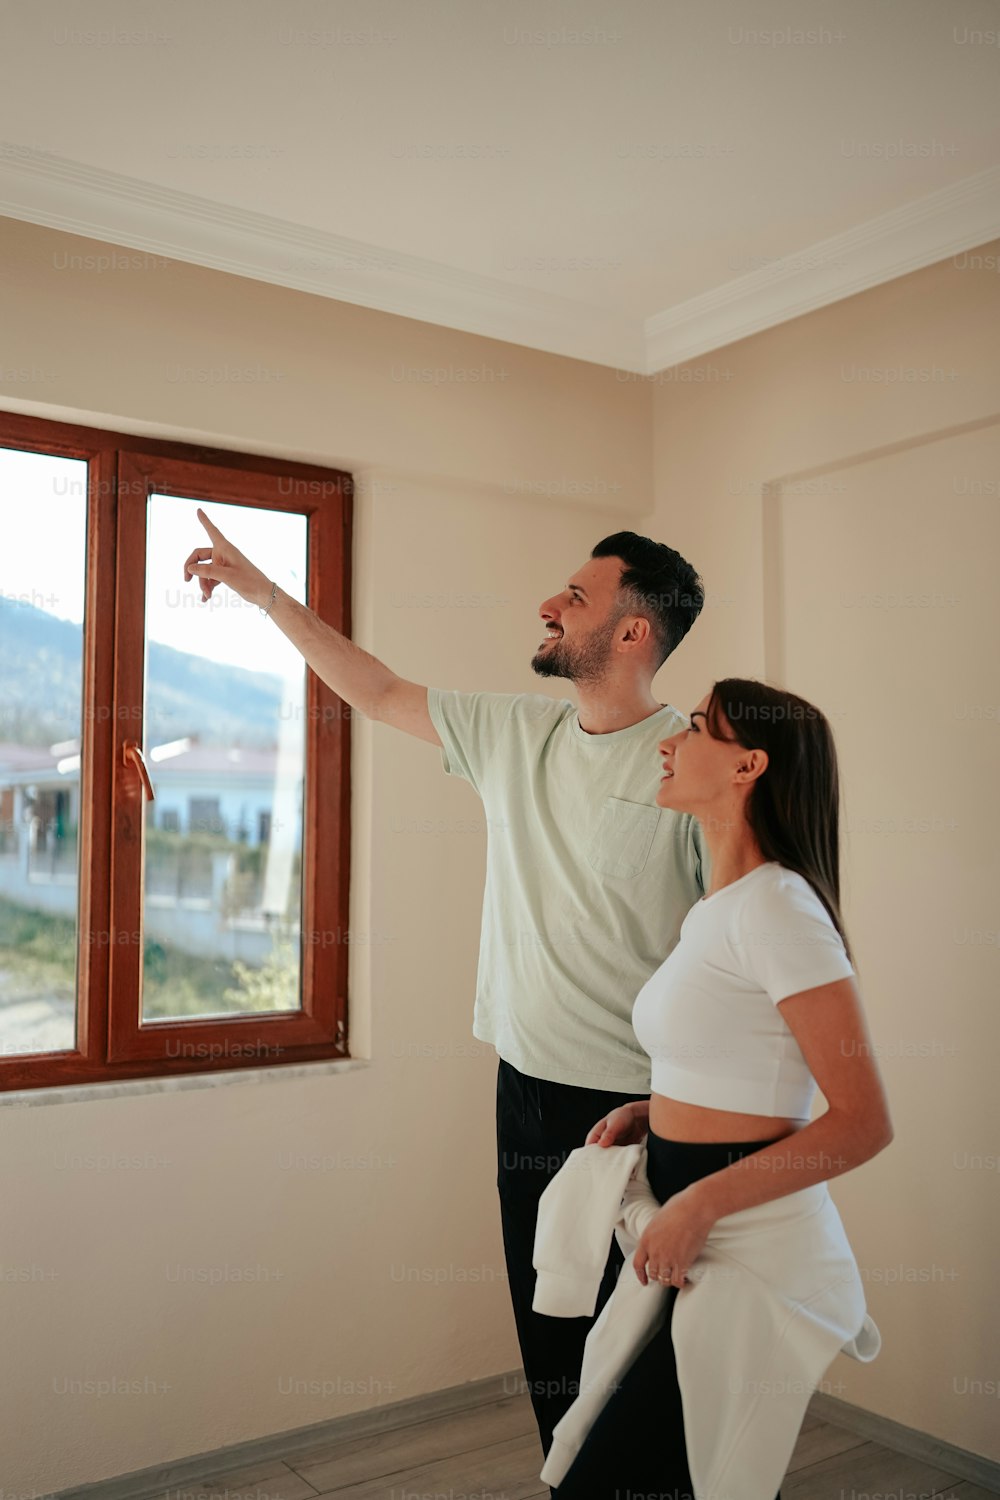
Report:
705,678,853,965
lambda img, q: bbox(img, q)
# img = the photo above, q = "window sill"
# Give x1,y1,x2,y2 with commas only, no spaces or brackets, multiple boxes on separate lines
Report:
0,1056,372,1109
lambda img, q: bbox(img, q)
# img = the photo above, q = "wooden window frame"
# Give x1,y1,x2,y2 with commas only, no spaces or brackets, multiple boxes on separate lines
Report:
0,411,353,1092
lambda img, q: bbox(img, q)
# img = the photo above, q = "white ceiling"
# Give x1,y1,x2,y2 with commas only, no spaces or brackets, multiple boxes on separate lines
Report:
1,0,999,371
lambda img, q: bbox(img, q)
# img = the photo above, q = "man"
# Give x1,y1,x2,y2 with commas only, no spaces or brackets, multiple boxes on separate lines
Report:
184,514,708,1456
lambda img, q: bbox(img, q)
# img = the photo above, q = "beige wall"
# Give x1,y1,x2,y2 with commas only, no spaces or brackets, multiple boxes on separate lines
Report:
0,216,997,1490
649,243,1000,1465
0,218,650,1495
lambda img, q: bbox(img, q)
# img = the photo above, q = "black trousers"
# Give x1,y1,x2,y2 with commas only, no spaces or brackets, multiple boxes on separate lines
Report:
552,1129,786,1500
495,1057,650,1456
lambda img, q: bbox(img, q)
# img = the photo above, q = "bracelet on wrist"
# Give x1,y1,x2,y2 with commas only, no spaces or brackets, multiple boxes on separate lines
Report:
259,581,277,620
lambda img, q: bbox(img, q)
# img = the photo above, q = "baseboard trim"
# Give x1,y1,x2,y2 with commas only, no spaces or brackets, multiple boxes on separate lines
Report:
808,1392,1000,1491
40,1372,1000,1499
42,1369,525,1500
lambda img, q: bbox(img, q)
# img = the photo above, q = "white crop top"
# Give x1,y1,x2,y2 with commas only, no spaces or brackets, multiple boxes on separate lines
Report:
631,861,855,1118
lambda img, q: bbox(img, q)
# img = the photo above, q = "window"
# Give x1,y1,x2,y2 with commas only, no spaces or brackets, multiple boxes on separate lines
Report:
0,411,353,1091
188,797,224,836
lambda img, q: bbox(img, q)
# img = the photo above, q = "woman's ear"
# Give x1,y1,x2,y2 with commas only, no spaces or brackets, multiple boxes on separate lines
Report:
735,747,769,784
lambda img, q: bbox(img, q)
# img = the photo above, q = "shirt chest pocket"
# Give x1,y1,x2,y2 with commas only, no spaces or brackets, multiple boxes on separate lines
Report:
587,796,661,879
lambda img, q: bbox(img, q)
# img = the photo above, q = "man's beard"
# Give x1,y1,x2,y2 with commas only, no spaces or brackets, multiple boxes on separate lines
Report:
530,616,620,684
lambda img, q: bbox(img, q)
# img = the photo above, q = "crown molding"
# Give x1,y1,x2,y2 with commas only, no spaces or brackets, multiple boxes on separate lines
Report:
0,145,645,371
644,165,1000,372
2,145,998,377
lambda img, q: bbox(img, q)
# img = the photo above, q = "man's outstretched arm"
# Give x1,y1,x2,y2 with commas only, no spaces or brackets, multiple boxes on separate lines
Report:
183,506,442,747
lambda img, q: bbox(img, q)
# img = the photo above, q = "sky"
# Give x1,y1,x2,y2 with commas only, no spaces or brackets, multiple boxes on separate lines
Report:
1,445,308,679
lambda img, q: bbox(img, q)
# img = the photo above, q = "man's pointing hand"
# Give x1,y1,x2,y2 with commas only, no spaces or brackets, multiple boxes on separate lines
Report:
183,506,269,608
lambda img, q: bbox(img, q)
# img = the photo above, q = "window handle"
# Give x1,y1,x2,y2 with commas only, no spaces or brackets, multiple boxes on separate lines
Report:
122,740,155,802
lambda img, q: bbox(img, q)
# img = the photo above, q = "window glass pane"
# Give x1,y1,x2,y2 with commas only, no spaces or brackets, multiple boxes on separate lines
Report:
141,496,307,1022
0,447,87,1057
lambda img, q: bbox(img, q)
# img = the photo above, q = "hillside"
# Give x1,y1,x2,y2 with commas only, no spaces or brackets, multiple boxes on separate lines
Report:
0,596,285,748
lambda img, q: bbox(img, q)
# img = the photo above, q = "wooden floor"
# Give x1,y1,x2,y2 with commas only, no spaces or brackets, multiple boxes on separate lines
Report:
147,1393,1000,1500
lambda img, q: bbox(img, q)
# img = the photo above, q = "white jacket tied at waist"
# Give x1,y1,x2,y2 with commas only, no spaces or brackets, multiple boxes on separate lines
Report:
532,1142,881,1500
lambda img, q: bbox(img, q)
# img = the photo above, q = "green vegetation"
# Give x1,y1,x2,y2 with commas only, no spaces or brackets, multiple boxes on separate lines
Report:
221,937,299,1014
0,896,299,1019
0,897,77,988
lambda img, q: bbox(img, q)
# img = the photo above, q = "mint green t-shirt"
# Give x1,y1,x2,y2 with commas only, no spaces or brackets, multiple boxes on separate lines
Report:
426,688,709,1091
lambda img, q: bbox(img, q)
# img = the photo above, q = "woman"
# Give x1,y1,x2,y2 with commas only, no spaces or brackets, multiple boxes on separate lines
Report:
551,678,893,1499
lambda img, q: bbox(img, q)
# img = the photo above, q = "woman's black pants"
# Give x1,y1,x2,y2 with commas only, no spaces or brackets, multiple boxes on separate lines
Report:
551,1128,785,1500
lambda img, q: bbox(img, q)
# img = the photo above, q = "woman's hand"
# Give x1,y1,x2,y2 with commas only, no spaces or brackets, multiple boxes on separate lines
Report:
183,507,270,607
633,1185,714,1290
585,1099,650,1147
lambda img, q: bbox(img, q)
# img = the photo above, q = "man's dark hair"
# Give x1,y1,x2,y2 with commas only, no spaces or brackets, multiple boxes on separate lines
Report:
590,531,704,668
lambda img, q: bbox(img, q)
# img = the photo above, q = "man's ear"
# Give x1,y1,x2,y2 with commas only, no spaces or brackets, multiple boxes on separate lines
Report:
621,616,651,645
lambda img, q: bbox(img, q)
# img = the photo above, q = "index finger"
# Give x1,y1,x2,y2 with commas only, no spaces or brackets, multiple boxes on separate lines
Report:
196,506,225,542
